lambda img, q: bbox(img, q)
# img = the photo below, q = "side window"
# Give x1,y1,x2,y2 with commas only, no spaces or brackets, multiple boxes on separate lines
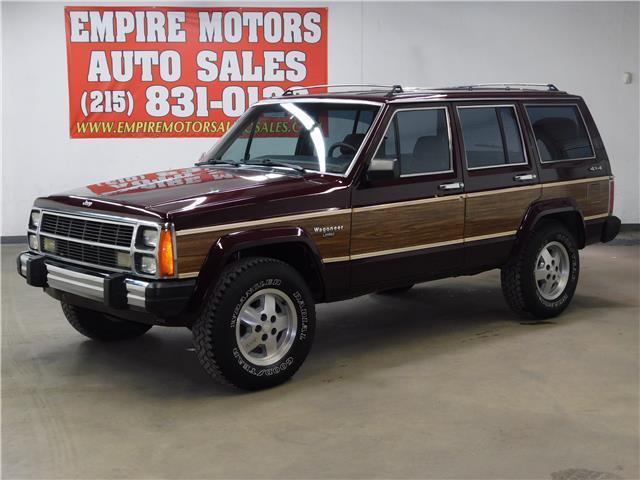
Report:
373,108,451,176
458,106,526,169
526,105,594,162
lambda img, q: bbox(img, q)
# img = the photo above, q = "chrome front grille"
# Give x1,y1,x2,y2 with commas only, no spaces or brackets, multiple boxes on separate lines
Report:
43,237,122,269
40,213,133,247
38,211,134,272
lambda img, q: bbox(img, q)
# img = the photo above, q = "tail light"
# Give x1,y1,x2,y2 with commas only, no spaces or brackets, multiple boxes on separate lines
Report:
158,229,175,277
609,178,615,214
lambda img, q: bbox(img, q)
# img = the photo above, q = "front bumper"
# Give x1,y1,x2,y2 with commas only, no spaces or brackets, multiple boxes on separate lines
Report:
17,252,195,318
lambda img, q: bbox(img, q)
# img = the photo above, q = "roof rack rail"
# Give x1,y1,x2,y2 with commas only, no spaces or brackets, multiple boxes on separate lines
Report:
447,83,560,92
282,84,404,96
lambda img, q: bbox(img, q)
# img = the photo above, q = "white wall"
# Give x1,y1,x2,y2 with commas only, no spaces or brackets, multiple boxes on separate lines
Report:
2,1,638,236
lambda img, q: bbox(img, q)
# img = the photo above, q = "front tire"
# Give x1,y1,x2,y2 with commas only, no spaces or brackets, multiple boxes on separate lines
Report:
501,222,579,319
193,257,316,390
61,302,152,341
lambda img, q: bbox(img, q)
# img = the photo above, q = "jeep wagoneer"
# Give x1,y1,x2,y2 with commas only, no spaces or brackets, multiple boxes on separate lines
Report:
18,83,620,389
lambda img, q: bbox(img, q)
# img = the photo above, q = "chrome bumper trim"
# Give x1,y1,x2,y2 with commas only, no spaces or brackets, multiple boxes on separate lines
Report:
125,281,148,309
19,252,150,309
47,264,105,302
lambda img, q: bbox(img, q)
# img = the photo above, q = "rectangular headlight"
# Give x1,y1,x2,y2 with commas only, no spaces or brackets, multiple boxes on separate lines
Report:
139,227,159,248
28,234,39,250
29,210,41,229
138,255,157,275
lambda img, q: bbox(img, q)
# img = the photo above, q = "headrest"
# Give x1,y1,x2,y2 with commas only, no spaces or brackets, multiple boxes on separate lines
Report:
413,135,446,159
341,133,366,155
534,118,578,140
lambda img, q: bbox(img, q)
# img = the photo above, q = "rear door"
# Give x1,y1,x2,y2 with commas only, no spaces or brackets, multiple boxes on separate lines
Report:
349,103,465,293
453,101,541,270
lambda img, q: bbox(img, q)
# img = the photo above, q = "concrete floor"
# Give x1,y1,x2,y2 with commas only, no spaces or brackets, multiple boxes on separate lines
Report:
2,240,638,480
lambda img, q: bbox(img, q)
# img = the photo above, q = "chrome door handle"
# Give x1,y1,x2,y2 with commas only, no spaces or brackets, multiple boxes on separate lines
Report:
438,182,464,190
514,174,537,181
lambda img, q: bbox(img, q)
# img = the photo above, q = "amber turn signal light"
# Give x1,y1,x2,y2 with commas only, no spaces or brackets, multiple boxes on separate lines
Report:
158,229,175,277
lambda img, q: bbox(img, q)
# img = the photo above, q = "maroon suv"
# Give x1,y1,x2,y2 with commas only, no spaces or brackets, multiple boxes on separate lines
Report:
18,83,621,389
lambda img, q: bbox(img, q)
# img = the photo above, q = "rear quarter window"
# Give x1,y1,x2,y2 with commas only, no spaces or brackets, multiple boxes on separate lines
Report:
526,105,595,162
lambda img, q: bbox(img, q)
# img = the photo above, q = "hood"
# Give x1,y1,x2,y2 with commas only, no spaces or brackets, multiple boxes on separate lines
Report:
45,166,323,217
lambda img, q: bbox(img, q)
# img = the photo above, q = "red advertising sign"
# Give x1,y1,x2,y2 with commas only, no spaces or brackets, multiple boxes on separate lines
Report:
64,6,328,138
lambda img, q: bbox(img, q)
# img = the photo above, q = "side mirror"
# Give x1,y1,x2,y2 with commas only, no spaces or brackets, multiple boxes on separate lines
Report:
366,158,399,182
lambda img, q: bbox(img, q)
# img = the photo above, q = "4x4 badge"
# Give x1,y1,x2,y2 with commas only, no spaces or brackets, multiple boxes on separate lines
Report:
82,200,93,207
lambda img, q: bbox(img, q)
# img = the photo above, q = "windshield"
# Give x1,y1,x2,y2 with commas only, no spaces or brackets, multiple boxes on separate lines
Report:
205,102,381,174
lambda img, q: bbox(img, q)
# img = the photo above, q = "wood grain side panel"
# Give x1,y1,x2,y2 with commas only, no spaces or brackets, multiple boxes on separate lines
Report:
350,197,465,256
542,179,609,218
465,187,541,238
175,212,352,274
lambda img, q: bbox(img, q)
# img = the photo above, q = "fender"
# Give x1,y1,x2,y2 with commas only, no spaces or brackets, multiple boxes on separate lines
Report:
513,198,586,255
186,226,326,310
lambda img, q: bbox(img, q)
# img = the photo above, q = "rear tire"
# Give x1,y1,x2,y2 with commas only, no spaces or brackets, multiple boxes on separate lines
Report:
61,302,152,341
192,257,316,390
501,222,579,320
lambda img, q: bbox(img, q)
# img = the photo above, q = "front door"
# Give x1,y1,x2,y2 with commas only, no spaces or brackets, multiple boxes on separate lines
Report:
350,103,465,293
452,101,542,270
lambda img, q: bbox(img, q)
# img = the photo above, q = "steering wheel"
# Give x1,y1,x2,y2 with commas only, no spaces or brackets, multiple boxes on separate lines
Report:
328,142,357,157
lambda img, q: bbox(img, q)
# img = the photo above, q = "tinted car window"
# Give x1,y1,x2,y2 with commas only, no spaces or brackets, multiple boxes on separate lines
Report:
458,106,526,169
499,108,526,165
212,103,380,174
373,108,450,176
526,105,594,162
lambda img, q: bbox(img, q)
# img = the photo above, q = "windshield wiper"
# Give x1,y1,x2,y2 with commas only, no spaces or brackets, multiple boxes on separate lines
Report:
245,158,307,174
196,158,240,167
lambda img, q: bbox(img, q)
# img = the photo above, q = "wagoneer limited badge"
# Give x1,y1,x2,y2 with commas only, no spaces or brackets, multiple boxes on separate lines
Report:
313,225,344,238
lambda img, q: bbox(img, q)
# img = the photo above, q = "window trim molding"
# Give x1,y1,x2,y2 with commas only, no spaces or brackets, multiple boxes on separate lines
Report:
456,104,530,171
369,105,454,179
523,102,597,164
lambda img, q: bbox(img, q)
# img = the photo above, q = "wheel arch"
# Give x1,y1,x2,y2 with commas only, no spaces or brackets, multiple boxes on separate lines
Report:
187,226,327,310
515,198,586,254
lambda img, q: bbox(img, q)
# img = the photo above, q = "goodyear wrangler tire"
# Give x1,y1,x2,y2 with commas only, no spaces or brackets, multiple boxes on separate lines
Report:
61,302,152,341
501,222,579,320
193,257,316,390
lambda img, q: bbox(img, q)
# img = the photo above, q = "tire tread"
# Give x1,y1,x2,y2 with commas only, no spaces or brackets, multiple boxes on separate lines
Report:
501,221,578,320
192,257,293,388
61,302,151,341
